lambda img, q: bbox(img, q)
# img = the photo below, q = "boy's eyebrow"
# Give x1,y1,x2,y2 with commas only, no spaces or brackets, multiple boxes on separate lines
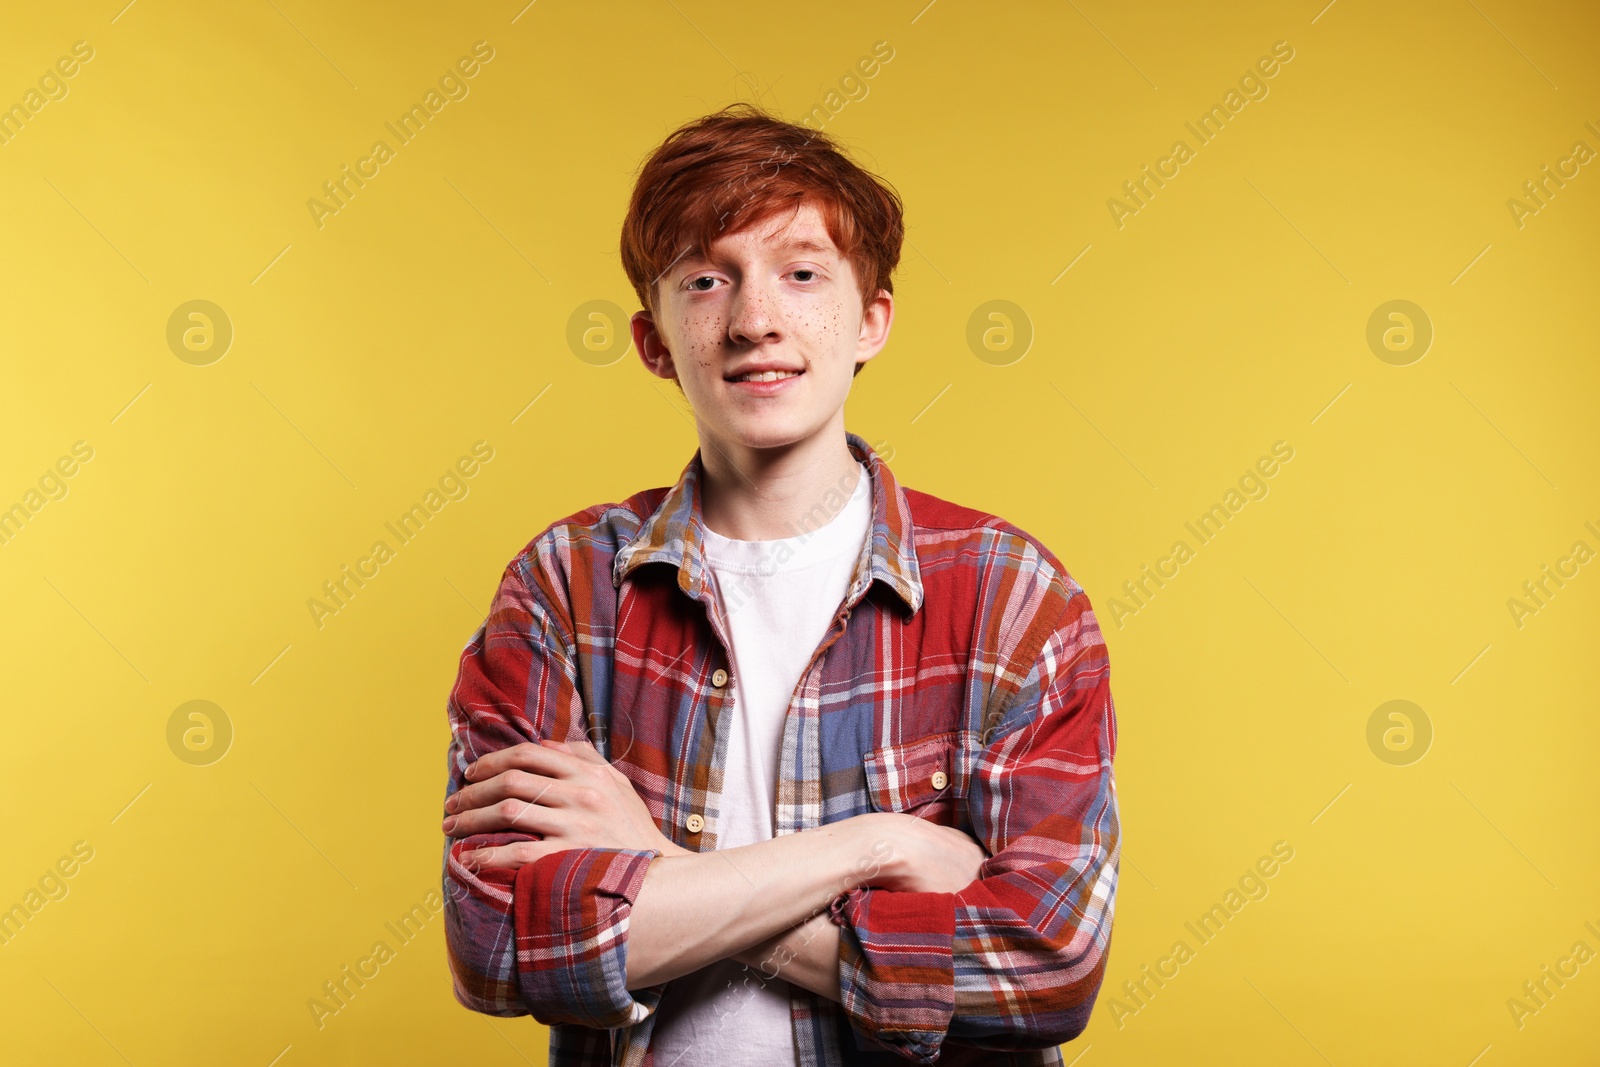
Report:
667,236,839,282
681,237,837,269
776,238,836,255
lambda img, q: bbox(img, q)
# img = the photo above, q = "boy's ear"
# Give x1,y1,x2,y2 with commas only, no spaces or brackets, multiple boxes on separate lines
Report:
854,288,894,367
632,310,677,381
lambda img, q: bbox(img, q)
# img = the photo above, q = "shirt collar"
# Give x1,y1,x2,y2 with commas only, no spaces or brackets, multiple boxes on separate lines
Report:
612,430,924,616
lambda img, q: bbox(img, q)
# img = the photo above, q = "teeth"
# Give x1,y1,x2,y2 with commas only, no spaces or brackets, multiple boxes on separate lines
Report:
733,370,800,382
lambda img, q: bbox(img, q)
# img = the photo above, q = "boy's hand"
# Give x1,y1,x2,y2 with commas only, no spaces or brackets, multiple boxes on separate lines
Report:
862,811,988,894
444,738,688,870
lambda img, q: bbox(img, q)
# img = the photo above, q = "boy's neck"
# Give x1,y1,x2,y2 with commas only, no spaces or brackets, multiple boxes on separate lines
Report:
697,424,863,543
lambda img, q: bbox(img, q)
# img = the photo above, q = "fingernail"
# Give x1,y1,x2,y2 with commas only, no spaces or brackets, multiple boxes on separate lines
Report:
443,816,457,832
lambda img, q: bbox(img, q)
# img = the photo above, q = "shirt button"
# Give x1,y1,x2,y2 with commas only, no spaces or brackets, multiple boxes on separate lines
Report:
930,770,949,790
711,668,729,688
685,813,704,833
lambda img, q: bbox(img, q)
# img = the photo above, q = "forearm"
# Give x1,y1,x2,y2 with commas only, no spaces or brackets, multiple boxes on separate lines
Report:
625,815,886,990
729,909,843,1002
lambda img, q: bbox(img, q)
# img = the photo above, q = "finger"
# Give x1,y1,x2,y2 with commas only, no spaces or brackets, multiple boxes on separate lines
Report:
446,796,563,838
466,739,580,782
463,840,565,870
557,736,609,765
447,768,563,815
539,736,609,767
464,741,543,781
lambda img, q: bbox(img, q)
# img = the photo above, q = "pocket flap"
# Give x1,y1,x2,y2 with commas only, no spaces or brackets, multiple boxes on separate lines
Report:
863,731,962,813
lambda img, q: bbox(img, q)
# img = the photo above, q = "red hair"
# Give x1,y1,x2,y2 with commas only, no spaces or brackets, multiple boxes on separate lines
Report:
619,103,904,375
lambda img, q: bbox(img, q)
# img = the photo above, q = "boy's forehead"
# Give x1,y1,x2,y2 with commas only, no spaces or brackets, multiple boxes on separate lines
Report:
704,203,838,259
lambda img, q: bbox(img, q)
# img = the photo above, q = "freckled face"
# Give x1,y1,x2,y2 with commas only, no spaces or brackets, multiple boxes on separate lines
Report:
632,201,892,455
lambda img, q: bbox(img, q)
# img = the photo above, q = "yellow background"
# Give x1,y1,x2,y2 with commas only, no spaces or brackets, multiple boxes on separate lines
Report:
2,0,1596,1063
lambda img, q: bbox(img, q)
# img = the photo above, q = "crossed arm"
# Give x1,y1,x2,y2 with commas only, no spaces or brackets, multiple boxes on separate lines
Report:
442,738,986,1001
442,560,1118,1060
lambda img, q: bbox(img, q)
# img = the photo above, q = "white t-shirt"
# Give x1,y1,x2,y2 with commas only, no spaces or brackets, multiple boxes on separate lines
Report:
648,460,872,1065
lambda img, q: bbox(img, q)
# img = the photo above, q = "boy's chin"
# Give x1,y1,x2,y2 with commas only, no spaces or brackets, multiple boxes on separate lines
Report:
708,418,831,454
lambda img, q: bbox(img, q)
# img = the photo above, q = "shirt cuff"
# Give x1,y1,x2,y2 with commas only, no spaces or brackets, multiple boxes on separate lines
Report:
832,885,959,1064
512,845,664,1030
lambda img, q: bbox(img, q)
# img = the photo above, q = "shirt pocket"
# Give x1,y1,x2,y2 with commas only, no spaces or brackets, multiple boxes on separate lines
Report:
862,730,972,823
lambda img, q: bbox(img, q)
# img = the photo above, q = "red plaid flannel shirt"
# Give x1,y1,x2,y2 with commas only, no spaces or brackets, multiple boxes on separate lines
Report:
441,431,1120,1065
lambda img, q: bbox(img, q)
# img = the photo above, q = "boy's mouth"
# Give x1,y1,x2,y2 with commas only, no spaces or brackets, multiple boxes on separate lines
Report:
725,368,803,383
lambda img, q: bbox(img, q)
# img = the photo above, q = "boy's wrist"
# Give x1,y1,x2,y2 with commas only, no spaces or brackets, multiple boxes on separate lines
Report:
836,812,901,892
646,813,895,894
656,838,694,858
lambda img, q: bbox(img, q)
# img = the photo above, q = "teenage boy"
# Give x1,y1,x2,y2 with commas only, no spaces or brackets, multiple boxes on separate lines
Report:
440,103,1120,1066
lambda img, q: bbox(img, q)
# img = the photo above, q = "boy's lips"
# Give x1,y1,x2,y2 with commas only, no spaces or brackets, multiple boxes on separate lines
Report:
723,362,804,380
725,369,803,395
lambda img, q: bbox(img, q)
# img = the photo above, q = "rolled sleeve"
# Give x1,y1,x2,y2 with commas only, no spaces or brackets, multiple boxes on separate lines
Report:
441,556,669,1028
830,583,1121,1062
511,845,665,1028
830,887,959,1062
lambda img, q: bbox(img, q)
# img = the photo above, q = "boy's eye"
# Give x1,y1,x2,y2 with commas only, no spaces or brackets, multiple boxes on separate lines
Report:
793,269,816,282
688,276,717,291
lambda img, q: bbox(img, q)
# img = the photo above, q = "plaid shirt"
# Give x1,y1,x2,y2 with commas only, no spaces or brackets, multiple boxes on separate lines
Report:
441,431,1120,1066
